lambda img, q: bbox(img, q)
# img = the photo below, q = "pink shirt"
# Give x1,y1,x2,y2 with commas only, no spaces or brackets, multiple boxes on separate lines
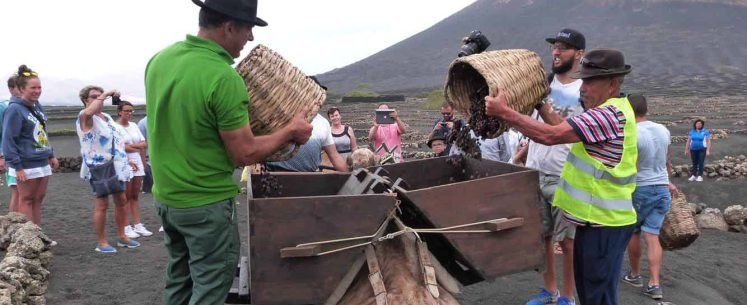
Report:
373,124,402,158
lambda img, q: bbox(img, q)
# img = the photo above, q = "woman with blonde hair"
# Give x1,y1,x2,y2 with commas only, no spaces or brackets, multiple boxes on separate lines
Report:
2,65,58,227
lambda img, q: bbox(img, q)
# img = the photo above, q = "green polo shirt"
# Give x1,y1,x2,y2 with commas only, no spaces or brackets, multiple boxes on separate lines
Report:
145,34,249,208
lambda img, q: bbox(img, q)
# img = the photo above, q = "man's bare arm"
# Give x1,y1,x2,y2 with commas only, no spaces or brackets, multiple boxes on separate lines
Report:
220,112,312,166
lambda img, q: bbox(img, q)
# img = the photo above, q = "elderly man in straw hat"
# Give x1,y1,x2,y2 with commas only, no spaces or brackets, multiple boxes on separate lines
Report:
144,0,312,303
486,49,638,305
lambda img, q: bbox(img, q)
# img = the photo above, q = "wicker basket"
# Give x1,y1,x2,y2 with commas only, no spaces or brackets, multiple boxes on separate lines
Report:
236,44,326,161
659,190,700,251
444,49,549,137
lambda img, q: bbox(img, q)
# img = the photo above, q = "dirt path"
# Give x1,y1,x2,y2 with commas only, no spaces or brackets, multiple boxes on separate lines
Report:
0,172,744,305
459,229,747,305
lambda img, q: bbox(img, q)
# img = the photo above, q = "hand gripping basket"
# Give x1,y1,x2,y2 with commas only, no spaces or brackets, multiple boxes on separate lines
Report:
444,49,549,138
659,190,700,250
236,44,326,161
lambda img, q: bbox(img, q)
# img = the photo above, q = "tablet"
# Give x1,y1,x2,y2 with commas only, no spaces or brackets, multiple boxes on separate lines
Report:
375,109,396,124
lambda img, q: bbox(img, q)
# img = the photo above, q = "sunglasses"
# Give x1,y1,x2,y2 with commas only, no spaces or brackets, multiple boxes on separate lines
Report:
550,44,574,52
22,71,38,77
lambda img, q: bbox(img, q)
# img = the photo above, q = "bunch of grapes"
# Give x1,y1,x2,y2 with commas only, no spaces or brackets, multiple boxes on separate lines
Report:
447,118,482,160
257,163,282,198
467,85,503,139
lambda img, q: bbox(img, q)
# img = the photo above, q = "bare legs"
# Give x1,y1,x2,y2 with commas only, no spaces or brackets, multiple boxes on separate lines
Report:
542,237,575,298
627,232,664,286
16,176,50,225
126,176,143,225
9,186,19,212
93,191,131,247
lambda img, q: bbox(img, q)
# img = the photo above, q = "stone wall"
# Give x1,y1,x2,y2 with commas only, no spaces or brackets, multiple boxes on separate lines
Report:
672,155,747,179
53,157,82,173
340,95,406,104
0,213,54,305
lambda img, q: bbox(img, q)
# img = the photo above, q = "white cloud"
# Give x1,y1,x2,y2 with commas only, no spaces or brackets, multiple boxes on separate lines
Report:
0,0,476,104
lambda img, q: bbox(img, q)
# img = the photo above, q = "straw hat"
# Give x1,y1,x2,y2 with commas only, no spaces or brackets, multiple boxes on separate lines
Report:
236,44,326,161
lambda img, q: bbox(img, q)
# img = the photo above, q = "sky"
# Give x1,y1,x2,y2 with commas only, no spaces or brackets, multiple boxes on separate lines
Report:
0,0,477,104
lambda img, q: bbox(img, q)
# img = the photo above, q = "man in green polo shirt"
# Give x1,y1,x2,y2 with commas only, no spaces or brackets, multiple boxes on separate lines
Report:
144,0,312,304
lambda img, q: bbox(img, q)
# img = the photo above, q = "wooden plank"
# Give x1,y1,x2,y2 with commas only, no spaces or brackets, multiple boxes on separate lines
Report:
250,192,396,305
323,254,367,305
280,245,321,258
483,217,524,231
401,169,544,281
377,157,544,283
250,172,350,198
238,256,250,297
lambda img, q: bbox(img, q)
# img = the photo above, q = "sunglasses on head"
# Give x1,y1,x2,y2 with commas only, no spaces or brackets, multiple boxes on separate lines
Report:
580,58,611,71
22,71,38,77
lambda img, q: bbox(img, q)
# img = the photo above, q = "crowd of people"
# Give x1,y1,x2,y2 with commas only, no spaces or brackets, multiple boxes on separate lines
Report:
0,1,717,304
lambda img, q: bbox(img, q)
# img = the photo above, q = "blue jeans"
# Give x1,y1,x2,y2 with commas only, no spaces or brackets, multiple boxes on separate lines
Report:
632,185,671,235
574,225,635,305
690,149,706,176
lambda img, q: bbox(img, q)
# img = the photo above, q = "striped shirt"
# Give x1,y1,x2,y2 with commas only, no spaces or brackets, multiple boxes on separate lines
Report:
566,105,626,168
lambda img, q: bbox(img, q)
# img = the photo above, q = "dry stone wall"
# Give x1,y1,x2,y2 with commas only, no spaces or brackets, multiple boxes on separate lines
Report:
672,155,747,180
0,213,53,305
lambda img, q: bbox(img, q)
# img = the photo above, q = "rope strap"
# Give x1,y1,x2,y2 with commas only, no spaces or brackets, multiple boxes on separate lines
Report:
417,240,440,298
365,245,389,305
280,216,524,258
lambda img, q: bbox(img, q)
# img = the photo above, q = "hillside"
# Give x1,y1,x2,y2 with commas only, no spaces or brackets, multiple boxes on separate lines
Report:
316,0,747,97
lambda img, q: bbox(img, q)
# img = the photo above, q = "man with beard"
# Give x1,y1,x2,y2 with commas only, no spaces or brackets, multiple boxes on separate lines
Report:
523,28,585,305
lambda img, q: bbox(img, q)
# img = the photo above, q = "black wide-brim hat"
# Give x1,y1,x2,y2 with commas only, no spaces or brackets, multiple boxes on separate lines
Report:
572,48,632,79
192,0,268,27
427,130,448,148
427,136,446,148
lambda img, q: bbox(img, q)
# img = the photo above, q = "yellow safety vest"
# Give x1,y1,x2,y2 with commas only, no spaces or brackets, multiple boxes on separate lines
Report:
553,97,638,226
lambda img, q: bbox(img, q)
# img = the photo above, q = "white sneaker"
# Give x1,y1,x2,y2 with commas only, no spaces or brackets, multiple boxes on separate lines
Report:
133,223,153,237
125,225,140,239
688,175,696,181
696,176,703,182
158,226,164,232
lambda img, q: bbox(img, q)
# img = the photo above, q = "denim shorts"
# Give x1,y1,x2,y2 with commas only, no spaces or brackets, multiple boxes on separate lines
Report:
632,185,671,235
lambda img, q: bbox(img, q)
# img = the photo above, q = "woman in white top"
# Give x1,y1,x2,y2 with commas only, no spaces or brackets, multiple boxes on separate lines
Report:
115,101,152,239
77,86,139,253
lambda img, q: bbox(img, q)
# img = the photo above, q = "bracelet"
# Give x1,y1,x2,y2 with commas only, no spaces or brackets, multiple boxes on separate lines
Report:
534,99,548,111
